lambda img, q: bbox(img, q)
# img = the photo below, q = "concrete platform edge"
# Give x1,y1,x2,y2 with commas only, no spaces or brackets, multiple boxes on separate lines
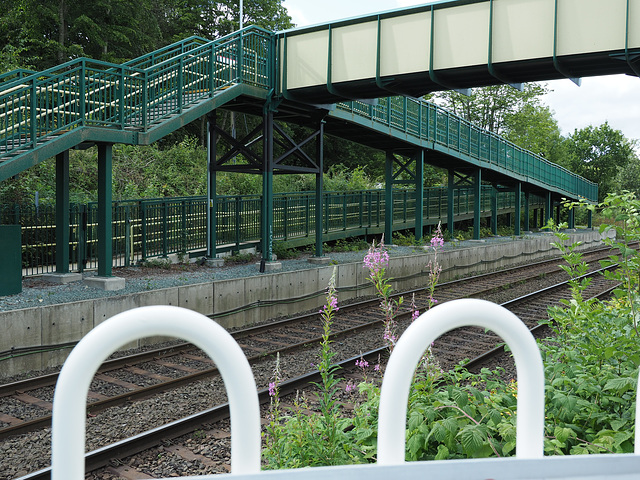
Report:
0,230,607,378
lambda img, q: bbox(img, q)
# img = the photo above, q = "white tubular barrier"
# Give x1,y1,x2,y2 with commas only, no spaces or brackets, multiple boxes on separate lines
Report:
637,371,640,454
51,306,261,480
377,299,545,464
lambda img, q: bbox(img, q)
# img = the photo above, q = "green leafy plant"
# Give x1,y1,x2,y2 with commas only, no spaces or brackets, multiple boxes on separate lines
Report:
273,241,298,260
263,269,364,468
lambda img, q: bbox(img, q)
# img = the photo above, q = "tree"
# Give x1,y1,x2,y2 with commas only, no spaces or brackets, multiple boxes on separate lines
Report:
566,122,637,201
503,102,569,166
428,83,549,135
615,150,640,197
0,0,292,70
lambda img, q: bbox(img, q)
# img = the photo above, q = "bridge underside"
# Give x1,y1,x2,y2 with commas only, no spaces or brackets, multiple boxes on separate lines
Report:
279,0,640,103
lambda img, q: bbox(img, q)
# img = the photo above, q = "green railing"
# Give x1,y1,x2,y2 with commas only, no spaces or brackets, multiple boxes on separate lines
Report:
1,186,542,276
334,98,598,202
0,26,273,162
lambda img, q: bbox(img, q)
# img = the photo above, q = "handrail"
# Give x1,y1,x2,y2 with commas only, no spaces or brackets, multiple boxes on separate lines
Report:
51,306,261,480
334,98,598,201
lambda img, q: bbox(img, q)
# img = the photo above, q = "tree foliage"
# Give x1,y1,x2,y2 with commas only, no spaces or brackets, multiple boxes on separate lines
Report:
429,83,549,135
0,0,292,71
565,123,637,201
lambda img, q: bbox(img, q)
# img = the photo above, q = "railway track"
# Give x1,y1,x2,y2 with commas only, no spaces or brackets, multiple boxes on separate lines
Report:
0,244,623,479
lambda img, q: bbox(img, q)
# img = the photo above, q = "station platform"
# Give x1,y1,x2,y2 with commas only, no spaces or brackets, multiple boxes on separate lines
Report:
0,229,607,378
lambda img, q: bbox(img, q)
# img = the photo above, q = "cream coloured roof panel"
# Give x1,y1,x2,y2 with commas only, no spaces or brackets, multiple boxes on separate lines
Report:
332,22,378,84
492,0,555,63
285,30,329,90
379,12,431,77
556,0,627,56
433,2,491,70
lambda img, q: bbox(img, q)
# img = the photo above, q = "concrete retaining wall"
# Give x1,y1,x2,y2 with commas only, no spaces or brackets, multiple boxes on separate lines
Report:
0,229,608,378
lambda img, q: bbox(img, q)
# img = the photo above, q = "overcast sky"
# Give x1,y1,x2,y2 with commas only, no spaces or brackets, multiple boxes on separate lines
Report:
281,0,640,143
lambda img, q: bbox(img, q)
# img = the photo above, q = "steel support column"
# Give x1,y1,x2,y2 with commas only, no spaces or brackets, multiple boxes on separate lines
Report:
55,150,70,273
490,186,498,235
473,168,481,240
568,205,575,229
97,143,113,277
524,190,530,232
385,152,394,243
262,110,275,261
207,112,218,258
315,121,325,257
447,169,455,238
414,150,425,241
545,192,553,225
514,182,522,237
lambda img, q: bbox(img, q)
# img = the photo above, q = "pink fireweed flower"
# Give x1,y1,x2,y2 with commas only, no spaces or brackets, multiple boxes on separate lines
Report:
268,382,276,397
374,363,381,372
355,358,369,369
363,239,389,276
412,309,420,321
430,221,445,249
345,382,356,393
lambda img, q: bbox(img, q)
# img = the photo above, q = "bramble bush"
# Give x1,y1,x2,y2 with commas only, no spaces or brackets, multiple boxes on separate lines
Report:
263,194,640,468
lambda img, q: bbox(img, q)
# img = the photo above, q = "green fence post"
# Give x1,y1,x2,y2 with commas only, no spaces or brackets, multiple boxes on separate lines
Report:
568,204,575,229
342,193,347,231
473,168,482,240
181,199,187,254
141,202,147,260
524,190,530,232
514,182,522,237
414,150,424,241
385,152,394,243
125,205,131,267
447,169,455,238
78,205,87,272
235,196,242,251
162,201,168,257
545,192,553,225
55,150,70,274
491,186,498,235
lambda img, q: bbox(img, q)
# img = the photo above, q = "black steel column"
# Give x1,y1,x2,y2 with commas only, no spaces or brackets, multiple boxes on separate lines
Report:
314,121,325,257
207,112,218,258
514,182,522,236
55,150,70,273
97,143,113,277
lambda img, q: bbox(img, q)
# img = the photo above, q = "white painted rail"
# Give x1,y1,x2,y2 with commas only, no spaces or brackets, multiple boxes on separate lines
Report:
50,305,261,480
378,298,545,463
49,301,640,480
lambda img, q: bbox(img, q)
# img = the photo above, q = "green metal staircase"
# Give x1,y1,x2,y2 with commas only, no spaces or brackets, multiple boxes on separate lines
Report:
0,25,597,202
0,27,274,182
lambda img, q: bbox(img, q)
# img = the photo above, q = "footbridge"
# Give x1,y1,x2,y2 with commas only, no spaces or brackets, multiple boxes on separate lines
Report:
1,0,633,286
